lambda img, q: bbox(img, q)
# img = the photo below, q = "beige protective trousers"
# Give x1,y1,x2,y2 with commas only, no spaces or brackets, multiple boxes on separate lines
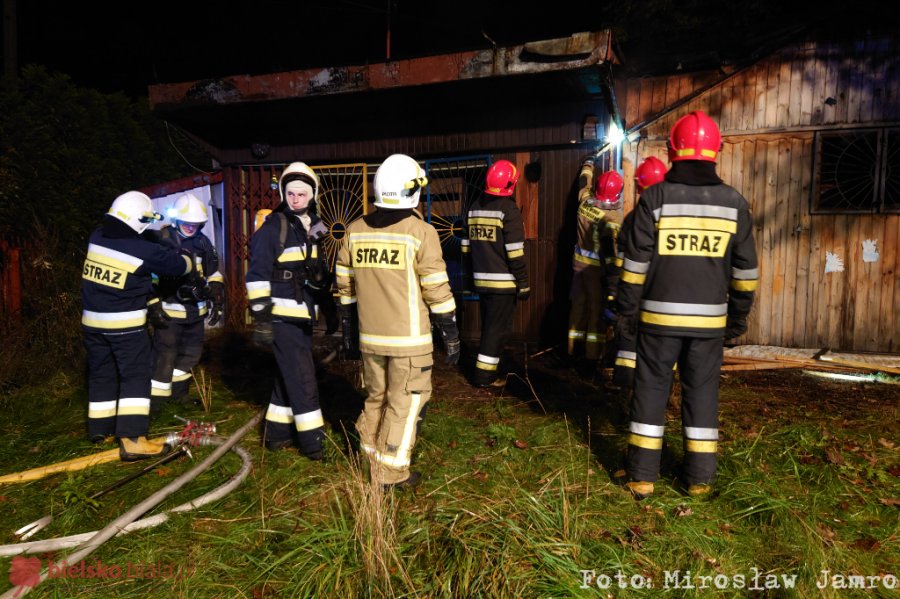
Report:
357,352,433,485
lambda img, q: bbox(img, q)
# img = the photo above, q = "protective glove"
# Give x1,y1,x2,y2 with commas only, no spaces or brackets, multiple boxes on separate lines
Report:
340,305,360,360
516,287,531,301
250,300,272,323
147,300,171,329
252,322,274,349
207,304,223,327
432,312,460,365
724,316,748,340
603,307,618,323
206,281,225,326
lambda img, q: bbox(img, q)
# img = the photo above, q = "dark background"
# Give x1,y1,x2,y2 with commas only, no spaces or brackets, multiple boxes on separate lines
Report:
9,0,894,98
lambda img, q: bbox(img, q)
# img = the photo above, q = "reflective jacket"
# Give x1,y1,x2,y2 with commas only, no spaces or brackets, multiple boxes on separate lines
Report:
246,210,330,325
81,218,192,333
617,180,758,338
461,193,529,295
335,208,455,357
147,225,222,323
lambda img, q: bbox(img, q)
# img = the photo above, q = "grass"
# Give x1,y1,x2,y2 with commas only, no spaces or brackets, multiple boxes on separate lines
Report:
0,332,897,598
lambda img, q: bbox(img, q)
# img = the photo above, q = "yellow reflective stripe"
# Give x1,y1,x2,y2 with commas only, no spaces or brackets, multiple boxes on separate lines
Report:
468,217,503,227
675,148,717,159
430,298,456,314
86,244,142,273
117,397,151,416
574,253,601,266
685,439,718,453
474,280,516,289
246,281,271,299
640,311,727,328
615,356,636,368
335,264,354,277
475,360,498,371
621,271,646,285
507,249,524,259
88,401,117,419
266,404,293,424
207,273,224,283
731,279,758,292
568,330,585,339
295,409,324,432
272,305,311,318
277,246,317,262
172,370,192,382
82,310,147,329
340,296,357,305
629,434,663,450
659,216,737,234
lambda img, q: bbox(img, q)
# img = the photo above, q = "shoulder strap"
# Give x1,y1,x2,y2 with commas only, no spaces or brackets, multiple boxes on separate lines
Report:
277,212,288,256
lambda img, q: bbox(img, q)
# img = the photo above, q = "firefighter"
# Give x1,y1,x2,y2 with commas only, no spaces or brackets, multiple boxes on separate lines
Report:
461,159,529,387
335,153,459,489
617,111,758,499
246,162,333,460
147,193,224,413
567,160,624,370
612,156,667,390
81,191,196,461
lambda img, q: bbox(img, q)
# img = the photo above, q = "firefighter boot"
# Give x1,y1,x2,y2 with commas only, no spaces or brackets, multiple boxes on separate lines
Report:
119,436,172,462
687,484,713,497
382,471,421,492
625,480,655,500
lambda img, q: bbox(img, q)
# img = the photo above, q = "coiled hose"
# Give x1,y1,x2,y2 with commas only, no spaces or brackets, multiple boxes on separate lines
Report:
0,409,263,598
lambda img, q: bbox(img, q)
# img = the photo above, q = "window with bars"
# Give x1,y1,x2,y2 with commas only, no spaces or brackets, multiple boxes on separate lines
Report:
812,127,900,213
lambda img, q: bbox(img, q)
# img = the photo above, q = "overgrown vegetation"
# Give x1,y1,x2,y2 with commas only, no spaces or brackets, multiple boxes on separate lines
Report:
0,336,896,598
0,66,211,391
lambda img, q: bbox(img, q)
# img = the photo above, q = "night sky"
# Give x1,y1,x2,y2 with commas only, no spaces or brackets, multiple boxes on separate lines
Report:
8,0,895,98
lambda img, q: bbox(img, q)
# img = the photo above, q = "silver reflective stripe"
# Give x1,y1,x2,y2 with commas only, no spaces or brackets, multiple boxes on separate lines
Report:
617,350,637,361
473,272,516,280
732,267,759,279
476,354,500,365
623,258,650,273
505,241,525,251
684,426,718,440
630,421,664,437
660,203,739,220
468,209,505,219
641,300,728,316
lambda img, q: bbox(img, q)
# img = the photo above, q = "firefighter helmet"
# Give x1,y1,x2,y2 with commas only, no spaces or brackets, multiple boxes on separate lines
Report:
172,193,208,238
254,208,273,232
373,154,428,209
669,110,722,162
485,159,519,197
108,191,161,234
594,170,624,209
634,156,667,192
279,162,319,204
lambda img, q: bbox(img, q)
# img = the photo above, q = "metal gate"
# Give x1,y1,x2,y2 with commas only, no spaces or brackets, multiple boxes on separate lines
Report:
223,163,369,327
424,155,491,295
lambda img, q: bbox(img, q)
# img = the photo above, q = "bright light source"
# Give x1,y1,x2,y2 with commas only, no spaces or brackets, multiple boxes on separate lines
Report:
166,207,179,219
607,122,625,145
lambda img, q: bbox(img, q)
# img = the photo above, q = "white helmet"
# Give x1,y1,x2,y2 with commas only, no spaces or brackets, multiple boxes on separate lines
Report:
171,193,208,237
108,191,161,234
279,162,319,203
374,154,428,210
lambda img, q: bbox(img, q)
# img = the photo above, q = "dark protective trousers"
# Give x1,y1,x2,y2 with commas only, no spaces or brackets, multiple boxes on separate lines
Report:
627,333,723,486
150,319,204,409
263,321,324,456
473,293,516,386
84,330,152,440
567,266,604,360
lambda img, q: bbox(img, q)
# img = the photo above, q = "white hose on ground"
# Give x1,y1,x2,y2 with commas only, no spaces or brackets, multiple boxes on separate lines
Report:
1,409,263,598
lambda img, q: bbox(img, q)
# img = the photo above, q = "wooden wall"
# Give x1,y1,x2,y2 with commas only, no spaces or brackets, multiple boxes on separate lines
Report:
616,37,900,352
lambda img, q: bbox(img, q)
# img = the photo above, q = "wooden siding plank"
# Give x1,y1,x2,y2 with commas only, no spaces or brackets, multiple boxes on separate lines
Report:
826,215,848,348
824,42,841,126
771,139,792,345
856,216,882,350
756,140,779,344
847,40,863,125
788,47,804,127
878,215,898,352
776,51,792,128
792,137,814,347
843,213,862,349
811,43,829,126
799,42,816,126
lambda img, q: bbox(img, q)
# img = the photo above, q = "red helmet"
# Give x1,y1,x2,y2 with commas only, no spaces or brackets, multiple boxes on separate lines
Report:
669,110,721,162
635,156,667,192
485,160,519,197
594,170,624,208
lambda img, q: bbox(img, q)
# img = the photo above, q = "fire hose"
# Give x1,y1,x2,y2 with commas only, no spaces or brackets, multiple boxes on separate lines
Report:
0,409,263,598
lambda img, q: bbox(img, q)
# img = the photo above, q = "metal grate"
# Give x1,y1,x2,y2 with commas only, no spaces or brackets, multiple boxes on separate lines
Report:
313,163,370,270
424,155,491,294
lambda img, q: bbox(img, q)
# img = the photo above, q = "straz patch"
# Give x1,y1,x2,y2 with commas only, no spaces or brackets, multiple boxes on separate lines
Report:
82,259,127,288
659,230,730,257
468,224,496,241
354,243,406,270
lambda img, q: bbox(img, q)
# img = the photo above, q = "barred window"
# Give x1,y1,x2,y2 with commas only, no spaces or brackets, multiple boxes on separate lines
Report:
813,127,900,213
